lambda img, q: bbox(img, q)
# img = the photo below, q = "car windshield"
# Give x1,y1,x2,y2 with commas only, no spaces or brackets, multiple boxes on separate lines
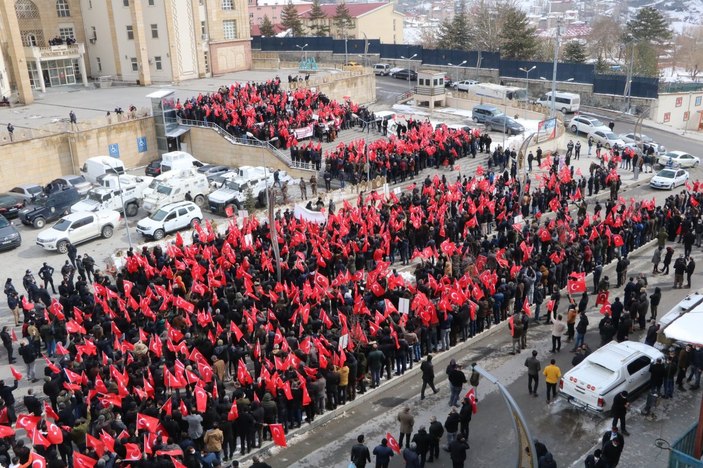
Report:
32,197,48,207
156,185,172,195
604,132,618,140
665,152,679,158
225,181,242,191
151,209,169,221
658,170,676,178
52,219,72,231
67,176,87,185
87,192,105,202
0,217,9,228
589,119,605,127
0,195,17,204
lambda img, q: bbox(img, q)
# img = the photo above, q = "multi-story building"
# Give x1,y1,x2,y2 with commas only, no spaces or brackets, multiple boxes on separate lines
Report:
247,0,312,32
0,0,251,105
298,2,404,44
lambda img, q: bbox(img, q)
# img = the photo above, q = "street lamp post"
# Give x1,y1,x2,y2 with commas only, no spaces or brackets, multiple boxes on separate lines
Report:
518,65,536,119
109,169,133,250
550,19,562,118
295,43,309,64
401,54,417,91
448,60,467,85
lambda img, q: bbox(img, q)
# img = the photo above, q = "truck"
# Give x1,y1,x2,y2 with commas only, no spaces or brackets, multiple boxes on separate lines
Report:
467,83,528,102
208,175,270,214
160,151,203,173
36,210,121,253
70,175,153,217
80,156,126,183
141,171,211,214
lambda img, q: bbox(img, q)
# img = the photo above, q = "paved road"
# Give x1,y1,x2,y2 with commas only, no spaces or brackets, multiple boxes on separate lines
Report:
262,239,703,468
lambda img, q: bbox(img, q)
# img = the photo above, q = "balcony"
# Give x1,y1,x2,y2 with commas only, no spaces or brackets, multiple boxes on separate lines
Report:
24,43,85,60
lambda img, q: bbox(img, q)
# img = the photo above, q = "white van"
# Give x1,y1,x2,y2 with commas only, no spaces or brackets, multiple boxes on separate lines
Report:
536,91,581,113
160,151,203,173
141,171,211,214
80,156,126,184
373,63,391,76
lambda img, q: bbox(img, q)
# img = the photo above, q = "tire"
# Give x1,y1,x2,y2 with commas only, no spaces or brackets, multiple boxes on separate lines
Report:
486,125,492,132
152,229,165,240
669,184,674,190
32,217,45,229
561,107,568,114
125,203,139,217
570,125,578,133
56,240,68,254
473,117,479,123
101,225,114,239
193,194,206,207
190,217,201,228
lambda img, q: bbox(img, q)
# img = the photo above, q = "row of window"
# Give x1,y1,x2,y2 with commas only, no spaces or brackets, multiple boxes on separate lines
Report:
58,0,235,17
93,56,163,73
125,21,237,40
126,24,160,40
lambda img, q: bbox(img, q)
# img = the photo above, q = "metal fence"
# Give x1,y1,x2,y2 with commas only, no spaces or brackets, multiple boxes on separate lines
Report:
669,424,703,468
593,74,659,98
499,60,595,84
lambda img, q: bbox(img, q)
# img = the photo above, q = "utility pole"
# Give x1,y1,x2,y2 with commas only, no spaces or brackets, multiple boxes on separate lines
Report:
550,19,561,118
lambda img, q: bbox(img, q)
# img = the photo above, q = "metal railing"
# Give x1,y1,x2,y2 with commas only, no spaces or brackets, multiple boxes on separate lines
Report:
669,423,703,468
178,118,316,172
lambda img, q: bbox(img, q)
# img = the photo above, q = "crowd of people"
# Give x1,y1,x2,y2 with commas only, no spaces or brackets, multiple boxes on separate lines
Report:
0,78,702,468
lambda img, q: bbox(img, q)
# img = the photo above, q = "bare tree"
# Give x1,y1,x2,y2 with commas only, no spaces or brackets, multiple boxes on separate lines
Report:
674,26,703,80
587,16,623,63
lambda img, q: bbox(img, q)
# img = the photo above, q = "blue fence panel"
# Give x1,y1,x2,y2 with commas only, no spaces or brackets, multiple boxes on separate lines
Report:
333,39,369,55
593,74,658,98
259,36,335,51
379,44,423,60
251,36,262,50
631,76,659,99
500,60,595,83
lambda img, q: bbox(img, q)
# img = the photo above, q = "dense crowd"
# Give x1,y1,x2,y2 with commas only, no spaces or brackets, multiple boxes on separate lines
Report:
2,80,703,468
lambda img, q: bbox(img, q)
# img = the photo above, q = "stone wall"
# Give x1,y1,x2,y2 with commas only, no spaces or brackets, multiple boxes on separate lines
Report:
0,117,158,188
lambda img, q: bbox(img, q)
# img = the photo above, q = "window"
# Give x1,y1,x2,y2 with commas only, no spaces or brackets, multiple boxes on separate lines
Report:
223,20,237,39
131,57,138,71
123,0,129,6
56,0,70,17
96,57,102,72
126,25,134,40
151,24,159,38
88,0,92,8
201,21,206,36
59,27,74,41
154,56,162,70
26,34,38,47
148,0,155,4
626,356,651,376
203,51,210,73
222,0,234,9
90,26,97,41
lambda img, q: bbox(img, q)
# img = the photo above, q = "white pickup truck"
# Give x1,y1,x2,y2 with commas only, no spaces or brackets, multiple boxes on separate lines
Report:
36,210,121,253
71,175,153,217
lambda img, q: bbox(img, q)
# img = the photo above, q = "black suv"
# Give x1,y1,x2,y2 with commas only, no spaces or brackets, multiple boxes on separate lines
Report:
18,187,80,229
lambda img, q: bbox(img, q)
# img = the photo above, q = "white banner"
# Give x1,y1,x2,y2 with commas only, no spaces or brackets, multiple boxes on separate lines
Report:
293,124,314,140
294,205,328,224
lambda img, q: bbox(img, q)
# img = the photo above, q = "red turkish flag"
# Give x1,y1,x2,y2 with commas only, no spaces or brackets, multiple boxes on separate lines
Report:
546,299,556,313
15,414,41,432
269,423,287,447
46,422,63,444
465,387,478,414
30,429,51,448
194,385,208,413
227,399,239,421
44,402,59,420
522,297,531,317
124,443,142,461
230,322,244,341
612,234,624,247
86,433,105,457
10,367,22,381
385,432,401,453
600,303,612,315
595,291,609,306
0,425,15,438
566,273,587,294
136,413,160,433
30,453,46,468
10,329,17,342
161,397,172,416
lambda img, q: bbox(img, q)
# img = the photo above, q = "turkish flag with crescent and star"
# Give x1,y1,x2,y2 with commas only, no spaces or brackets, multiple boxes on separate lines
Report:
595,291,609,306
136,413,160,433
385,432,401,453
465,387,478,414
566,273,587,294
269,423,287,447
30,452,46,468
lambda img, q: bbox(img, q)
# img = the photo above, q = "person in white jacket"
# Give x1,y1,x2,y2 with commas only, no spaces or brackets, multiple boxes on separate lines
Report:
549,312,566,353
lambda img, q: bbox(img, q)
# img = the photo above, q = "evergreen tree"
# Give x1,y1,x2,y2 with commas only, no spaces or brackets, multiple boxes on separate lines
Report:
562,41,588,63
436,18,455,49
307,0,329,37
281,1,304,37
595,54,609,73
259,15,275,37
333,2,354,39
626,7,672,44
436,0,472,50
498,6,538,59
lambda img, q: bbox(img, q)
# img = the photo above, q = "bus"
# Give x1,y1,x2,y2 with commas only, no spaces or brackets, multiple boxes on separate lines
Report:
535,91,581,113
467,82,528,102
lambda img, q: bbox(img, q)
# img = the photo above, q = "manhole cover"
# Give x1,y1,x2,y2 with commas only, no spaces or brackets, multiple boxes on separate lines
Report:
374,397,406,408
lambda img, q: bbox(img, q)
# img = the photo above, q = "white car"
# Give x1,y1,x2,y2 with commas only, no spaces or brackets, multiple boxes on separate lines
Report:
453,80,479,91
587,130,626,149
657,151,700,169
36,210,120,253
650,168,689,190
620,133,666,155
9,184,44,201
568,116,610,135
559,341,664,413
136,201,202,240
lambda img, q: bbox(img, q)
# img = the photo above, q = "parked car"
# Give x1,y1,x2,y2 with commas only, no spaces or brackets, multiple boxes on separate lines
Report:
18,187,81,229
36,210,120,253
587,130,626,149
9,184,44,201
484,115,525,135
650,168,689,190
471,104,503,124
620,133,666,155
50,175,92,196
136,201,202,240
0,215,21,251
145,160,162,177
373,63,391,76
657,151,700,169
453,80,479,91
559,341,664,413
197,165,232,182
0,193,26,219
568,116,610,135
391,69,417,81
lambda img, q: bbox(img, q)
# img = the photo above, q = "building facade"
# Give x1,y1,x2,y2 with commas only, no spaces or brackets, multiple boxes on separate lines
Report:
298,2,403,44
0,0,252,104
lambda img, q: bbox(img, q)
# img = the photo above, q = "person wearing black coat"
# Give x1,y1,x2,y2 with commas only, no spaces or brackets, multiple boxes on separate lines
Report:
0,327,14,364
420,355,438,399
443,407,460,450
411,426,431,468
611,391,630,435
0,380,17,423
448,435,469,467
22,389,42,416
350,434,371,468
649,357,666,395
601,428,624,467
428,417,444,462
458,399,472,439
